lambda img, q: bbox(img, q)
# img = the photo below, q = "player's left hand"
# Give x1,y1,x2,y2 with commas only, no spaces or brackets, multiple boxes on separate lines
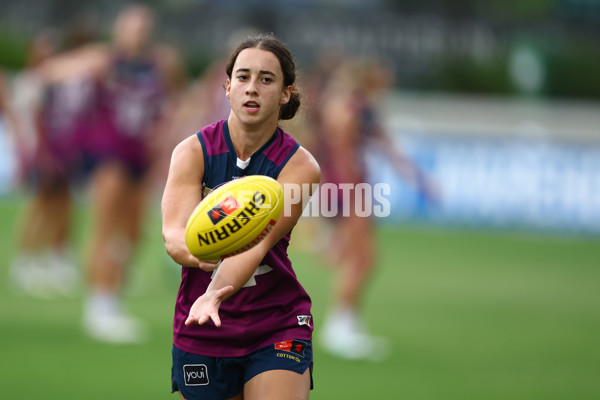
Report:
184,285,234,327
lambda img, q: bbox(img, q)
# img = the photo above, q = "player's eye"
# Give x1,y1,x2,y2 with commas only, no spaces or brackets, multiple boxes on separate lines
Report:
237,74,248,81
261,77,273,83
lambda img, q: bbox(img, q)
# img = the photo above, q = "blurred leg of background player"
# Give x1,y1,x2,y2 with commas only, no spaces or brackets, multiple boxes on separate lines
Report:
9,29,82,297
319,194,390,362
83,161,149,343
80,4,185,343
12,172,77,296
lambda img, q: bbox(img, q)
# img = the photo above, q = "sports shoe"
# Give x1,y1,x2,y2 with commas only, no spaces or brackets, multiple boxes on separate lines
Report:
83,292,149,344
9,253,56,299
319,308,390,362
9,250,80,298
46,249,80,296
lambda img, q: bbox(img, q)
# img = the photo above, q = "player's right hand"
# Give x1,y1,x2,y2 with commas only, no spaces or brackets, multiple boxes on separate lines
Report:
184,285,234,327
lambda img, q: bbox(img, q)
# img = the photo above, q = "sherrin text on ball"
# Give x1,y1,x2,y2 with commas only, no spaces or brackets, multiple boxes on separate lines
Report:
185,175,284,260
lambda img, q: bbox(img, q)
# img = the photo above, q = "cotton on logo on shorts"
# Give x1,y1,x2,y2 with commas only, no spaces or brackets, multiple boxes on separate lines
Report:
183,364,209,386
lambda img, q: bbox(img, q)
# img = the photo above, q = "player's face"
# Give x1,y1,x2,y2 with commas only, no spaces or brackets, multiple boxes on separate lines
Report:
113,7,154,52
226,48,291,126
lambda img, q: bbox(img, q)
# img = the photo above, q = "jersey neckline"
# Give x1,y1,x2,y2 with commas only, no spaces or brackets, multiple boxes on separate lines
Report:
223,120,279,174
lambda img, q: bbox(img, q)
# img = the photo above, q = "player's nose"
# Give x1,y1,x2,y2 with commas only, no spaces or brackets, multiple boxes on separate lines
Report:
246,78,259,95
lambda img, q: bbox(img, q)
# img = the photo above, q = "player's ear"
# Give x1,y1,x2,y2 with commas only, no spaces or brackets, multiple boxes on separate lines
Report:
225,79,231,99
280,85,292,105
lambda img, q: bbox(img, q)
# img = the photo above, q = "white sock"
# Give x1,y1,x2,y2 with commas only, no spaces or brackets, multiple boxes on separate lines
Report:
85,289,120,317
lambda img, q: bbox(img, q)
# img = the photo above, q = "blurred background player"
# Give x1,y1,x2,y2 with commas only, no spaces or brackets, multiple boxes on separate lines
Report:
165,29,259,159
8,27,94,297
159,28,259,191
38,3,186,343
314,58,439,361
160,36,234,188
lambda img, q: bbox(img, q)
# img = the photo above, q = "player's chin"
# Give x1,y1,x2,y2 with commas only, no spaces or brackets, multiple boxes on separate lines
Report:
236,114,264,126
234,107,266,121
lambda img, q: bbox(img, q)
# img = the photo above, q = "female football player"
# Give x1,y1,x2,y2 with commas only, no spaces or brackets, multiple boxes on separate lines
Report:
316,59,438,361
9,28,83,297
38,4,186,342
162,33,320,400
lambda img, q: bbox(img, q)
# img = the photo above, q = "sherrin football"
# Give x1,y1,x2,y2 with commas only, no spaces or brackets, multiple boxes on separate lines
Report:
185,175,284,260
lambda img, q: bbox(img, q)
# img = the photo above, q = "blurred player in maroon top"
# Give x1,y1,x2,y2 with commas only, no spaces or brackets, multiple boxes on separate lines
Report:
9,27,94,297
38,4,186,343
316,58,438,361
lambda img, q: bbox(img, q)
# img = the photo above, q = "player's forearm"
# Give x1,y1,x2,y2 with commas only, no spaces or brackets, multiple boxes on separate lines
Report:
206,248,265,301
373,136,422,188
163,227,197,267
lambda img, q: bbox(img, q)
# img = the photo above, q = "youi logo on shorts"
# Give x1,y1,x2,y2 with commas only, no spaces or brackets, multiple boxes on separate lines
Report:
183,364,209,386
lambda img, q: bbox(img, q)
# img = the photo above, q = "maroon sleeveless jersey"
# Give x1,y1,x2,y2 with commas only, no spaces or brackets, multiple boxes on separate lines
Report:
173,120,313,357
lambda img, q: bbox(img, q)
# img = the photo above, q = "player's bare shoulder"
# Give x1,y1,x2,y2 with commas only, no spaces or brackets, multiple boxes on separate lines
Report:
282,146,321,185
164,134,205,194
171,133,205,172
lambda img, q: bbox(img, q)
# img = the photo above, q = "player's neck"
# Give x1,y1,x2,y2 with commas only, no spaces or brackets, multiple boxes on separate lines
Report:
227,114,277,161
114,42,151,59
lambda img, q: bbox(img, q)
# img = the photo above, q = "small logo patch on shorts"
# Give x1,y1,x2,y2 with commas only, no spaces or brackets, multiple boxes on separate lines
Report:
183,364,209,386
275,340,307,357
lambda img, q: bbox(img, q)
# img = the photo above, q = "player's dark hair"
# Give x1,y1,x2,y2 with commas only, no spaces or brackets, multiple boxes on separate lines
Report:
226,33,301,120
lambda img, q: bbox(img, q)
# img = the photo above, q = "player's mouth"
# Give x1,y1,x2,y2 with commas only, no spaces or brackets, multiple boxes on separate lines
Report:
243,101,261,113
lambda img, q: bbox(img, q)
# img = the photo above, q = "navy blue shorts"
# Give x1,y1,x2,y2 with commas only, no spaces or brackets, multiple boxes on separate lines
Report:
171,340,313,400
80,151,149,184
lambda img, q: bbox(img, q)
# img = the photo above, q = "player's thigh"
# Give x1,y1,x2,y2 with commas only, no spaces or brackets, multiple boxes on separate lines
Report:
171,345,246,400
92,163,131,215
243,368,311,400
116,179,148,236
178,392,242,400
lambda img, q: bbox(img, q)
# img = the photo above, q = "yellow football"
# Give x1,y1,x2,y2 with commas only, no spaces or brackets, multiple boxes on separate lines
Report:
185,175,284,260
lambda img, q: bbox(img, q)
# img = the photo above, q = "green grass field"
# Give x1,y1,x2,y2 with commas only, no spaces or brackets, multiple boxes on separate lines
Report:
1,197,599,399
